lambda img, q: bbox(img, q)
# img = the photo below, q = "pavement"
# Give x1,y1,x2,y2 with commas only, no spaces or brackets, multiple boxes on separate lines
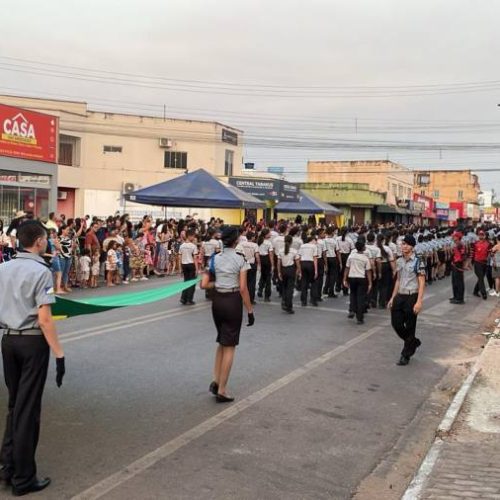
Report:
0,272,498,499
414,317,500,500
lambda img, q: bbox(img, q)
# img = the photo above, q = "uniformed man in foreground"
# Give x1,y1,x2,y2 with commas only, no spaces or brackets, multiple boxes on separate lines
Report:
387,235,426,366
0,221,65,496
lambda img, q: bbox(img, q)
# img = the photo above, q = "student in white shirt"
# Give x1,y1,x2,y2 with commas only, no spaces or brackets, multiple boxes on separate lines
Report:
240,231,260,304
338,228,355,295
179,229,199,305
257,228,274,301
324,226,341,297
299,235,319,306
344,239,372,324
377,233,395,308
278,235,301,314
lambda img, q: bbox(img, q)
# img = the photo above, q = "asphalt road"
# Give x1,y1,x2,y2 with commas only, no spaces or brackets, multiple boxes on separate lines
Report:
0,273,496,500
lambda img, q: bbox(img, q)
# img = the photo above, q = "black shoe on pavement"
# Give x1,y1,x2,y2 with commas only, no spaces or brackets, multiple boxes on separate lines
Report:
356,319,364,325
264,297,271,302
482,294,488,300
12,478,51,496
180,300,186,305
301,302,307,307
287,309,295,314
397,356,410,366
348,312,355,319
311,302,318,307
257,291,263,298
187,301,196,305
209,381,219,395
216,394,235,403
473,291,480,297
449,299,465,304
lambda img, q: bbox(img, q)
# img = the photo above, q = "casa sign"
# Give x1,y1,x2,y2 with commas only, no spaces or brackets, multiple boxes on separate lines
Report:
0,103,58,163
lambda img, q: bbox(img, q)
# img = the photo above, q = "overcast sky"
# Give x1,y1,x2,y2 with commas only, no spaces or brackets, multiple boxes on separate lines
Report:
2,0,500,195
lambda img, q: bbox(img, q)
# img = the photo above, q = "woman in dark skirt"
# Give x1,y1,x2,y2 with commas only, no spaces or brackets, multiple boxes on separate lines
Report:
201,227,255,403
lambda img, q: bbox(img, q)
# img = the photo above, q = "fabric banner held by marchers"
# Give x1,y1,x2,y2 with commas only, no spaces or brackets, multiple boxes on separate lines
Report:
51,278,200,318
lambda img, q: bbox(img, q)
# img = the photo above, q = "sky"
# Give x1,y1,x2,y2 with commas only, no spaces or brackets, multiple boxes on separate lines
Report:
1,0,500,196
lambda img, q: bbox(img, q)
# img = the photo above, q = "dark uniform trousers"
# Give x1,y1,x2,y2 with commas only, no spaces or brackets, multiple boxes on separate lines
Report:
258,255,272,299
247,263,257,303
377,262,392,308
451,262,465,301
338,254,349,294
348,277,367,321
473,261,487,297
300,261,315,305
1,335,49,490
324,257,338,296
391,293,420,358
312,260,325,302
181,263,196,302
281,266,296,311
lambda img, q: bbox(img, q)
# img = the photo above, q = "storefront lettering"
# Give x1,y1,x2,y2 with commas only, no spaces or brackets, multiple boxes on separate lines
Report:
2,113,37,144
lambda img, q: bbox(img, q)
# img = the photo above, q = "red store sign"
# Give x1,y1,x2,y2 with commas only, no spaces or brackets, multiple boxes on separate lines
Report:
0,103,58,163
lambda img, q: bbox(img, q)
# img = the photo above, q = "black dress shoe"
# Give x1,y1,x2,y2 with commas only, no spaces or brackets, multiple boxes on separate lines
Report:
311,302,318,307
286,309,295,314
397,356,410,366
482,294,488,300
209,381,218,395
301,302,307,307
356,319,364,325
264,297,271,302
450,299,465,304
13,477,51,496
348,312,355,319
216,394,235,403
187,301,196,305
473,291,480,297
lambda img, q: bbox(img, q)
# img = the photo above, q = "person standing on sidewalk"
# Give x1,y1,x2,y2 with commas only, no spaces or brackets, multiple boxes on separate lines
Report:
179,229,199,305
450,231,467,304
388,234,426,366
471,229,491,300
0,221,65,496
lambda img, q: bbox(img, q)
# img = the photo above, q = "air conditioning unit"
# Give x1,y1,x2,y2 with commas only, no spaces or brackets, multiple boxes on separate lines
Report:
159,138,173,148
123,182,136,194
57,191,68,200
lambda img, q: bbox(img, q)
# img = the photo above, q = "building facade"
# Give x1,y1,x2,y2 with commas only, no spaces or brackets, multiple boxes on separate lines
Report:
307,160,414,206
0,95,243,220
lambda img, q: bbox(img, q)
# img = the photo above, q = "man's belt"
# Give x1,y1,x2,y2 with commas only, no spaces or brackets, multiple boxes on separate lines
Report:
215,287,240,293
2,328,43,336
398,289,418,295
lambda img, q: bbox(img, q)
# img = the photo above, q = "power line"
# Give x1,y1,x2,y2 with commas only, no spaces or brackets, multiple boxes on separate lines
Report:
2,59,500,98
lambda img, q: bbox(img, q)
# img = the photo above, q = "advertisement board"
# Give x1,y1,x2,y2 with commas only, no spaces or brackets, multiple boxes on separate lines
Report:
0,103,58,163
228,177,299,202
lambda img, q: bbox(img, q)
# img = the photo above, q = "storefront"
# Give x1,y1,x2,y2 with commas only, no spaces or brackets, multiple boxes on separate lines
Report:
0,104,58,223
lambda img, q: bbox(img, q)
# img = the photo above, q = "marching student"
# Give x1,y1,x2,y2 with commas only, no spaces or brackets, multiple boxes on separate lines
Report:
240,231,260,304
257,228,274,302
200,226,254,403
312,228,327,303
337,228,355,296
343,239,372,325
376,233,395,309
179,229,199,305
277,235,301,314
298,234,318,307
387,235,426,366
323,226,341,298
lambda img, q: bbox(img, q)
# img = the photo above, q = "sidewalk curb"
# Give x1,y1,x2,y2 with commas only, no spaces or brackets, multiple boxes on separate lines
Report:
400,321,500,500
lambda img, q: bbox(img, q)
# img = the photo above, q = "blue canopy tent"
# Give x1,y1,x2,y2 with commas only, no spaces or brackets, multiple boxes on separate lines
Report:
275,190,342,215
124,169,265,209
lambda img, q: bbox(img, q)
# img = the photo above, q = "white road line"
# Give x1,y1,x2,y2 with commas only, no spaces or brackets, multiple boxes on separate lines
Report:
61,304,210,344
71,324,385,500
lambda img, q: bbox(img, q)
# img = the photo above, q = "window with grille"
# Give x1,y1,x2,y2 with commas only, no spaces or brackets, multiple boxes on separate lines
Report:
59,143,73,166
164,151,187,169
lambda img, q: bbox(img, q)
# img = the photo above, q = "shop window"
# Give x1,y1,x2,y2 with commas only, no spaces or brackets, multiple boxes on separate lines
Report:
103,145,123,153
164,151,187,169
398,185,403,198
392,184,397,196
458,190,464,200
224,150,234,176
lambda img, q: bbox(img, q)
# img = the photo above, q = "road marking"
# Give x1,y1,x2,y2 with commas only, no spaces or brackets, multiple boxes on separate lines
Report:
60,304,210,344
71,324,385,500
